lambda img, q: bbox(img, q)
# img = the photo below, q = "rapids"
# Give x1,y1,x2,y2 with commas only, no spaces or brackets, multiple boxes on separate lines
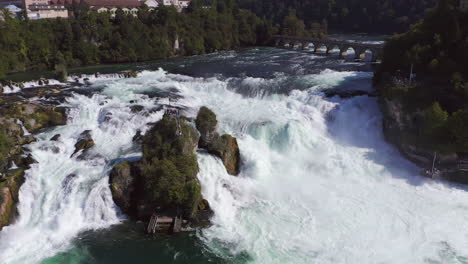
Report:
1,47,468,264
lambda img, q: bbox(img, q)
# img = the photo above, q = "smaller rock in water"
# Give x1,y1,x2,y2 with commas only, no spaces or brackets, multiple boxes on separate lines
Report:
132,130,143,143
50,134,61,141
130,105,144,113
72,130,95,157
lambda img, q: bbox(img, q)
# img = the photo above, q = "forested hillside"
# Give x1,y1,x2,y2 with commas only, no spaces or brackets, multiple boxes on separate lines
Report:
376,0,468,155
0,1,276,78
236,0,436,33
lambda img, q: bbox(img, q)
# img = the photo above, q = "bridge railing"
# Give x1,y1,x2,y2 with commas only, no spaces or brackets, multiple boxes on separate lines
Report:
273,35,384,49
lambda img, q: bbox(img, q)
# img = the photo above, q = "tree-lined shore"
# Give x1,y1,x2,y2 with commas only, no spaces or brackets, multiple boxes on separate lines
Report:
0,1,278,79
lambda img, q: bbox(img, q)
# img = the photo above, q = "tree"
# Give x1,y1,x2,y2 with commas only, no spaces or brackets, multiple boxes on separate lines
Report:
448,110,468,150
281,9,306,36
422,102,448,147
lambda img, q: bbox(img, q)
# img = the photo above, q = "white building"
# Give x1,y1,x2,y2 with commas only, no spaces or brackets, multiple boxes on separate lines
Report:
143,0,157,8
160,0,190,10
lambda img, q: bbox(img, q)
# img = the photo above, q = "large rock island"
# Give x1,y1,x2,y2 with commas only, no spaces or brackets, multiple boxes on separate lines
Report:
109,106,240,232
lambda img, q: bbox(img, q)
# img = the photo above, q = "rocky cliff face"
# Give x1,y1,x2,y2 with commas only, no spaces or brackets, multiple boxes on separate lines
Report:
380,98,466,182
0,96,68,229
0,169,25,228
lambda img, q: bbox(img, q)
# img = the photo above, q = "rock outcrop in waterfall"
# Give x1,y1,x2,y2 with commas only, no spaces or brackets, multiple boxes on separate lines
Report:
196,107,241,176
109,106,241,229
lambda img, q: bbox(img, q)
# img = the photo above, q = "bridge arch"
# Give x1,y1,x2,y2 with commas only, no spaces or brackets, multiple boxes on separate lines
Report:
338,45,350,58
314,42,327,53
272,36,383,62
359,48,378,62
300,42,314,50
325,45,341,55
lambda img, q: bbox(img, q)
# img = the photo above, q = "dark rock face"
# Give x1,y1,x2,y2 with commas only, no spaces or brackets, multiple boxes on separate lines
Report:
130,105,144,113
132,130,143,143
50,134,61,141
72,130,95,157
195,107,241,175
109,162,136,213
0,169,25,230
207,135,241,175
324,89,377,99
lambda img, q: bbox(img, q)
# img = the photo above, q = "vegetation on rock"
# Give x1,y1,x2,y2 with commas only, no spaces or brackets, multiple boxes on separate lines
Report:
195,106,218,148
141,114,201,215
110,113,204,220
0,103,67,133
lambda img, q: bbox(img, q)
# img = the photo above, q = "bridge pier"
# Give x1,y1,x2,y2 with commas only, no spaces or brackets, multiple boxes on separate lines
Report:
339,47,348,59
354,48,366,60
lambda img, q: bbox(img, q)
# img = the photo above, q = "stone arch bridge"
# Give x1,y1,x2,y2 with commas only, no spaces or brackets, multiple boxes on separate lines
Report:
274,35,384,62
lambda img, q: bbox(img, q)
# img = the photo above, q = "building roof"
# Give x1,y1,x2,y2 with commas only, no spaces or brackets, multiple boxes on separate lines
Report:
59,0,141,7
0,0,23,7
5,4,21,11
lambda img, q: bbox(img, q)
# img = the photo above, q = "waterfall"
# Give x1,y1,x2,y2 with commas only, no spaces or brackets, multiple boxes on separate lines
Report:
1,50,468,264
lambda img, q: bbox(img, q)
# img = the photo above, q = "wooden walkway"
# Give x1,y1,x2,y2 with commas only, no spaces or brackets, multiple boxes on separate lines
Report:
147,214,183,234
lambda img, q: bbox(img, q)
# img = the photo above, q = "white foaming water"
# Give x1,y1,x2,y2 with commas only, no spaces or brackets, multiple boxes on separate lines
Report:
0,91,163,264
1,67,468,264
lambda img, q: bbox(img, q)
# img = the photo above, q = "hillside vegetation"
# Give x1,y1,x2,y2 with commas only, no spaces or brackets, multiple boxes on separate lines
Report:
0,0,276,78
376,0,468,153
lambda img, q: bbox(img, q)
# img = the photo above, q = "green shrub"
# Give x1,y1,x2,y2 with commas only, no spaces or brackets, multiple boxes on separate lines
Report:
195,106,217,135
141,114,201,215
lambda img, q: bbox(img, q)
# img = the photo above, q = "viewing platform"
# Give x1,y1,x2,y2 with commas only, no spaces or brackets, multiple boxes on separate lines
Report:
147,214,184,234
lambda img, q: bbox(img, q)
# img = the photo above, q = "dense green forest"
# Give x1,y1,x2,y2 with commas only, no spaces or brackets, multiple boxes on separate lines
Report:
236,0,436,34
0,0,280,78
376,0,468,152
